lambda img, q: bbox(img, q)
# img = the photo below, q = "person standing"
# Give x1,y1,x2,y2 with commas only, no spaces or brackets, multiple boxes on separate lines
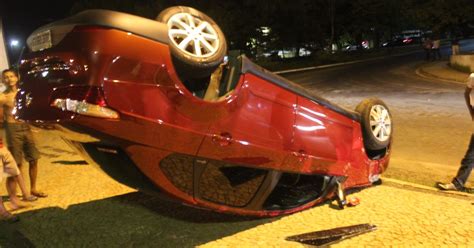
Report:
423,37,433,61
437,73,474,191
432,38,441,60
1,69,47,199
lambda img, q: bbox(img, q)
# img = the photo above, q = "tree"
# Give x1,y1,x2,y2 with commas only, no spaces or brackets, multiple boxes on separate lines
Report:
406,0,474,36
338,0,411,49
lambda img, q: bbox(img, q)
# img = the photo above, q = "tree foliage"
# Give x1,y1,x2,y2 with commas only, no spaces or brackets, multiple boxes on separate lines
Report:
406,0,474,35
69,0,474,56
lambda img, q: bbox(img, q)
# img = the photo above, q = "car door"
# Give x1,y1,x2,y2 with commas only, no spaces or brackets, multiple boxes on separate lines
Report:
103,54,214,198
284,96,354,176
194,73,296,207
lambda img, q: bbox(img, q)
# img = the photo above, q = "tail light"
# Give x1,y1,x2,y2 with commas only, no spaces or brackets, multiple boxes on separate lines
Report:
50,86,119,119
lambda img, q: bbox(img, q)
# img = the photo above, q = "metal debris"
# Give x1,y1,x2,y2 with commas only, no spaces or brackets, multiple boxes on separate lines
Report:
286,223,377,246
335,177,347,209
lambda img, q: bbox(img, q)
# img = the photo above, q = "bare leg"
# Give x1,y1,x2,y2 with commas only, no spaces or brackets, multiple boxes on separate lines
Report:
16,173,33,199
0,196,8,214
16,163,35,200
0,195,19,222
6,177,26,210
29,160,46,197
29,160,37,192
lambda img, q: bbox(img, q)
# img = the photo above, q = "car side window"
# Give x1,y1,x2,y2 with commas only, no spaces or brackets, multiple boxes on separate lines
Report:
217,55,242,97
203,64,226,101
197,55,241,102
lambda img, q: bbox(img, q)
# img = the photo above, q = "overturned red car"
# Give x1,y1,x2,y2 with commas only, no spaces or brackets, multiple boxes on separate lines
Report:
15,6,392,216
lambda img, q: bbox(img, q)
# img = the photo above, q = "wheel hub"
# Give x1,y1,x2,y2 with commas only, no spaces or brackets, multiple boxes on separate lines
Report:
369,105,391,142
167,12,220,58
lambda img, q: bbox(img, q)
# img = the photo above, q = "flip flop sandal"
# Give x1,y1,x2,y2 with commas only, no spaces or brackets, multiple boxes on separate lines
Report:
32,192,48,198
22,195,38,202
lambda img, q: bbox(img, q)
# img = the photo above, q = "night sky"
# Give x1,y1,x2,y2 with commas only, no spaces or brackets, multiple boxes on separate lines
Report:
1,0,77,62
2,0,76,37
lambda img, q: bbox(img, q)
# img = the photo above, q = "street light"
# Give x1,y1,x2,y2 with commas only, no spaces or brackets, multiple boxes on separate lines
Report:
8,39,22,66
10,39,19,47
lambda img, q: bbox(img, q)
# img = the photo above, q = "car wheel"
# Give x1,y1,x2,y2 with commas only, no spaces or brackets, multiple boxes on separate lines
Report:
157,6,227,79
355,98,392,151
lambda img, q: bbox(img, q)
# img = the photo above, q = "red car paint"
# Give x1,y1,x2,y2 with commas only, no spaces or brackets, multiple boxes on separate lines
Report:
15,9,390,216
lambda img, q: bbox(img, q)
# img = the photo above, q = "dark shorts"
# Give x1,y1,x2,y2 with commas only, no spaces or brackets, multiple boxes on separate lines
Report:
4,123,40,164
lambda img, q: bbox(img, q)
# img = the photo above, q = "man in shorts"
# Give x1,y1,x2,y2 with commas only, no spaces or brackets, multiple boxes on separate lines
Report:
1,69,46,198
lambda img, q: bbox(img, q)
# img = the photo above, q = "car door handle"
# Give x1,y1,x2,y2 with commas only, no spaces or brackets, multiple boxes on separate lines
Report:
211,132,233,146
292,150,308,162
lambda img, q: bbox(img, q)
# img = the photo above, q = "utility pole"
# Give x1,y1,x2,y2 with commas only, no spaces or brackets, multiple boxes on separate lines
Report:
329,0,336,52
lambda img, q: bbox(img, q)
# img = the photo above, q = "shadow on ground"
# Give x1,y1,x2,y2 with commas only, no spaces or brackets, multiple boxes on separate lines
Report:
51,160,89,165
0,192,278,247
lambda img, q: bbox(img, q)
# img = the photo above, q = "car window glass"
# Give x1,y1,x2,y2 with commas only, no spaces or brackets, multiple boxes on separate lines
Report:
186,54,242,102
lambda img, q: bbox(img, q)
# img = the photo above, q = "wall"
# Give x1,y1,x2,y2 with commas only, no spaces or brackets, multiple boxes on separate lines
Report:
0,18,7,92
0,18,8,71
450,54,474,72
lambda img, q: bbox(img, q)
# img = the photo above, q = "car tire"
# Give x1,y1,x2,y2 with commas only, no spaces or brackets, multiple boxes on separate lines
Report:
157,6,227,79
355,98,392,151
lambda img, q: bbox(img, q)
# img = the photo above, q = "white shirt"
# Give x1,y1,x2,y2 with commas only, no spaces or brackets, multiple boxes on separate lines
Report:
468,73,474,107
432,40,440,49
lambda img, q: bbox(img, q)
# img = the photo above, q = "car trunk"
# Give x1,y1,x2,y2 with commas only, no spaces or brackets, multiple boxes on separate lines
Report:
16,55,83,121
16,27,117,122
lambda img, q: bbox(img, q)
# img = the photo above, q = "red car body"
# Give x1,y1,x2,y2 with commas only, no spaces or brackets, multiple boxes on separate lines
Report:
15,9,390,216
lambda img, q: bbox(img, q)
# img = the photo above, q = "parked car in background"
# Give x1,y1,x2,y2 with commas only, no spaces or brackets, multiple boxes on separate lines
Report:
15,6,392,216
381,37,419,47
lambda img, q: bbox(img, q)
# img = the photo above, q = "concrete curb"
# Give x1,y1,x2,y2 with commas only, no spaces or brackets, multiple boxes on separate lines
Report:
274,49,423,75
273,43,457,75
381,177,474,198
415,63,466,85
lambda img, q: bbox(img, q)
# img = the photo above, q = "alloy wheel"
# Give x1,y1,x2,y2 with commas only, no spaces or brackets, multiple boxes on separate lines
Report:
167,13,220,58
369,104,391,142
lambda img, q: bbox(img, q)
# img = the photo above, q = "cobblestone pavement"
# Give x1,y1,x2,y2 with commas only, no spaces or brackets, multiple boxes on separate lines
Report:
1,127,472,247
1,59,474,246
0,128,134,211
0,130,273,247
202,183,474,247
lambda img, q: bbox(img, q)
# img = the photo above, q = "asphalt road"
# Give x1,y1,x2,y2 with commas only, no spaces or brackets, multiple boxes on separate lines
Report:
283,40,474,186
285,42,474,94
